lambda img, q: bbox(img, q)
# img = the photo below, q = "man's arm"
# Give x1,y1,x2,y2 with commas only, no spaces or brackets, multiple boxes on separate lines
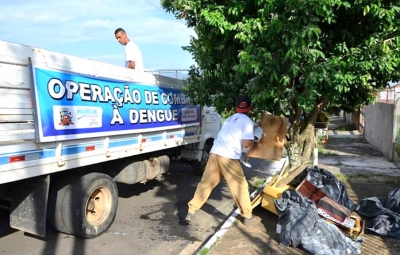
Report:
242,118,256,148
242,139,254,148
127,60,136,69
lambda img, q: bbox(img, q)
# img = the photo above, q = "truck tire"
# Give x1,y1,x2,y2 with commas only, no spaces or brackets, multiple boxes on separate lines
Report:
192,140,213,175
48,173,118,238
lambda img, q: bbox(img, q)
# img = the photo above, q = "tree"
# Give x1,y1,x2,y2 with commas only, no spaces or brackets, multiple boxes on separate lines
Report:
161,0,400,167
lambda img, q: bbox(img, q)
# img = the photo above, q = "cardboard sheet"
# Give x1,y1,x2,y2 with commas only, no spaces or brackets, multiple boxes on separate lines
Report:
248,112,288,161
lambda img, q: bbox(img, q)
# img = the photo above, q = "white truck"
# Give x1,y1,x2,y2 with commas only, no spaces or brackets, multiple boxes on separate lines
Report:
0,40,221,238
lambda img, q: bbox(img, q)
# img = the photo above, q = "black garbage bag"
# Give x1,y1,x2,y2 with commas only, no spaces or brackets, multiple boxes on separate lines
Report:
386,188,400,214
289,166,354,211
274,189,315,215
275,190,362,253
367,213,400,238
301,219,362,255
275,190,320,247
355,197,388,217
356,189,400,238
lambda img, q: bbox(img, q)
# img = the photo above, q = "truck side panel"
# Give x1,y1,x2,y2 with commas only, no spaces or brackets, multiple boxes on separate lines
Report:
0,40,201,184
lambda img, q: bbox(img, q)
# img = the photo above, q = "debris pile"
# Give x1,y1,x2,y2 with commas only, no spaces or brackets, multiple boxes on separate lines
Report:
356,188,400,238
273,166,363,255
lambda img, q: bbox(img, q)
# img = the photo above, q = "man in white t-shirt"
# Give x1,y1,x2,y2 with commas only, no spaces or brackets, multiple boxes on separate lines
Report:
114,28,144,71
184,95,262,225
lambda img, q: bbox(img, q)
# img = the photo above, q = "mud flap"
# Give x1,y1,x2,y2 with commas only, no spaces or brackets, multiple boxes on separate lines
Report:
10,175,50,237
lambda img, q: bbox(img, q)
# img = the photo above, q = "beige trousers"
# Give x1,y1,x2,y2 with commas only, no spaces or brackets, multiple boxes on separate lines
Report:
188,153,252,218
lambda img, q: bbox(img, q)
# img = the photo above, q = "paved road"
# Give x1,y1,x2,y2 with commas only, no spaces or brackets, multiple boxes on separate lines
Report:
0,157,282,255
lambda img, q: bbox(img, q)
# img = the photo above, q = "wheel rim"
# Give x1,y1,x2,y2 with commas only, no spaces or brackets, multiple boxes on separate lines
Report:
86,187,112,226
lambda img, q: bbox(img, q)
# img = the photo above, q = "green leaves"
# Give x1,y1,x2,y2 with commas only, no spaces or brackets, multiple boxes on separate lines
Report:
160,0,400,124
363,5,370,16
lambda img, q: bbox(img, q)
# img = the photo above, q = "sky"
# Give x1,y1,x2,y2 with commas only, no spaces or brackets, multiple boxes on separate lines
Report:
0,0,196,70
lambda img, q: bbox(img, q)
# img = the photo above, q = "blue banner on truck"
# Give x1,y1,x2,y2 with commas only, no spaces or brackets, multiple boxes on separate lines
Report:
31,66,200,142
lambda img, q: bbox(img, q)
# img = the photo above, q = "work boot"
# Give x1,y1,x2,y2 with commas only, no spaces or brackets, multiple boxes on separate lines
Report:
241,215,252,225
184,212,195,224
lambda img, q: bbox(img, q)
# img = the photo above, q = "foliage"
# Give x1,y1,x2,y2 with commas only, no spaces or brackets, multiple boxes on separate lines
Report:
161,0,400,165
252,178,267,190
199,247,210,255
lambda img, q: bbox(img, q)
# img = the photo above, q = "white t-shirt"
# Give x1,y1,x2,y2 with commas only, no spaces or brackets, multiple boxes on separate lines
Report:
125,41,144,71
210,113,254,159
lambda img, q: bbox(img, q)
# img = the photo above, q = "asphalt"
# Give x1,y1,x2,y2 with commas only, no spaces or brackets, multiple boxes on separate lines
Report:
195,131,400,255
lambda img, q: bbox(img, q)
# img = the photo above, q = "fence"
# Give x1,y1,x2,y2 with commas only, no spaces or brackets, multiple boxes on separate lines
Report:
363,96,400,163
363,102,395,159
394,98,400,162
145,69,189,80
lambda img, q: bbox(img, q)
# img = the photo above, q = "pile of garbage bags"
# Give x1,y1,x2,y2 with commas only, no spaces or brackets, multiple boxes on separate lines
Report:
356,188,400,238
274,166,362,255
275,189,362,255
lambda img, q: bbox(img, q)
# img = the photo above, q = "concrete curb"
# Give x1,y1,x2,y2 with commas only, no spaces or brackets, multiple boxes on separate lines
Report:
195,157,289,254
194,189,260,254
327,130,364,139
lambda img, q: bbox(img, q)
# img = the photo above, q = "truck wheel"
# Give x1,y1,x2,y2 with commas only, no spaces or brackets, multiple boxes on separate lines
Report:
193,141,213,175
48,173,118,238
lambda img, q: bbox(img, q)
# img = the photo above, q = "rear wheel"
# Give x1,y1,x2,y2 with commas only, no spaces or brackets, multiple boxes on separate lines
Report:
192,140,213,175
48,173,118,238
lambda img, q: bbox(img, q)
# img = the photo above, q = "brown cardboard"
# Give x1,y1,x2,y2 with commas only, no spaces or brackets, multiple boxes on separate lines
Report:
248,112,288,161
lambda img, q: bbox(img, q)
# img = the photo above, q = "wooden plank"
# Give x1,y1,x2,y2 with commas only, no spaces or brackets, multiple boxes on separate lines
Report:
0,133,35,143
0,87,30,95
0,129,35,142
0,95,31,102
0,101,32,109
0,108,33,115
0,63,30,89
0,123,34,131
0,87,33,111
0,115,33,122
276,163,309,188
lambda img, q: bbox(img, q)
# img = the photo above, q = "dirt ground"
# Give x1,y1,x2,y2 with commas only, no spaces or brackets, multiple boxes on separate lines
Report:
208,137,400,255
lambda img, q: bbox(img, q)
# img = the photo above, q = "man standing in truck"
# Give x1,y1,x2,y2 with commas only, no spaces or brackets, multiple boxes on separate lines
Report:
114,28,144,71
184,95,262,225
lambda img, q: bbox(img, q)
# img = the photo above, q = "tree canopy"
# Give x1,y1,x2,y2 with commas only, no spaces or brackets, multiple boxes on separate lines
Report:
162,0,400,122
161,0,400,165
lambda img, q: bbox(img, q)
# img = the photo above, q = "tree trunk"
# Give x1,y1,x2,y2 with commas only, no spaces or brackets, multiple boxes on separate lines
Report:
285,124,316,168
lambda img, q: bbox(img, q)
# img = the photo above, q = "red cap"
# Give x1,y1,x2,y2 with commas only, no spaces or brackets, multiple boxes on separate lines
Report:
236,95,252,113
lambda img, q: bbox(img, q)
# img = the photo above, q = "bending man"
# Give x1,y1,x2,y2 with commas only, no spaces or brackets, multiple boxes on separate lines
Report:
185,95,258,225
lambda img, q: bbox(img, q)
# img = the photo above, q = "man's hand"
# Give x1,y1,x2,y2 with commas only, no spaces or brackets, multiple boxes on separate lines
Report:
253,126,264,142
242,139,254,148
127,60,136,69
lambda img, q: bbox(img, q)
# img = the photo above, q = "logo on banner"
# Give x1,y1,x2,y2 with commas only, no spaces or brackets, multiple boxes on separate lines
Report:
53,106,102,130
59,108,74,126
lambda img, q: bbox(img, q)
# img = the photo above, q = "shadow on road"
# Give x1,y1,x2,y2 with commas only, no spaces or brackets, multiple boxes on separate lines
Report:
0,209,17,238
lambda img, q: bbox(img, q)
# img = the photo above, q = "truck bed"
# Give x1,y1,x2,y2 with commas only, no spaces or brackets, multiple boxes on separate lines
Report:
0,40,200,184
